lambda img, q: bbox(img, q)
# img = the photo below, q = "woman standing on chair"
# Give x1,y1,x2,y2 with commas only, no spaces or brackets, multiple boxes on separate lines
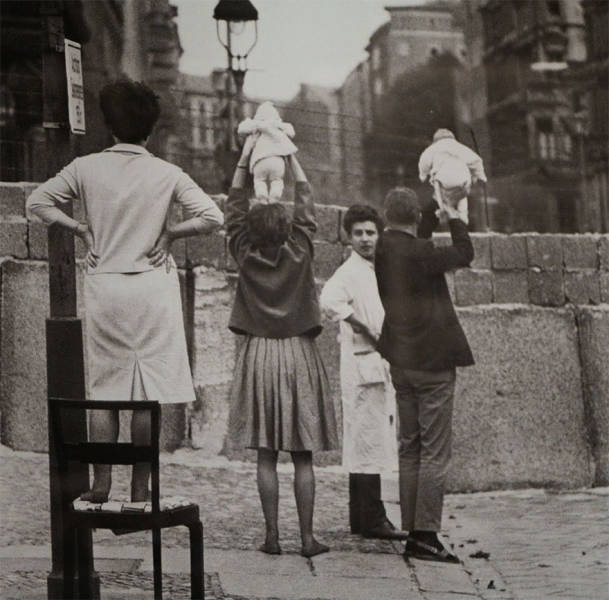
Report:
27,79,224,503
226,142,338,558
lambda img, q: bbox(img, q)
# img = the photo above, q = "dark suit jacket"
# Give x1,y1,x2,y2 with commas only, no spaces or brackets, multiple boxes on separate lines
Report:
375,214,475,371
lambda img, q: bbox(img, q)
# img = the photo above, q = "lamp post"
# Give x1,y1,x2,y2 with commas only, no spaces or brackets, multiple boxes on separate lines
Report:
213,0,258,151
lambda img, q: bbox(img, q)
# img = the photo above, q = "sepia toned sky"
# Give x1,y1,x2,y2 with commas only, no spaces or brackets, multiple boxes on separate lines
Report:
173,0,430,100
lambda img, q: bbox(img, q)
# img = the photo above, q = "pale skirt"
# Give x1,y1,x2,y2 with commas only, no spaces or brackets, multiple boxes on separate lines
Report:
228,335,339,452
84,267,195,403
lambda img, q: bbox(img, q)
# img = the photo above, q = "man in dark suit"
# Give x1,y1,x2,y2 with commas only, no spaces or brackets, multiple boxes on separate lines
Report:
375,187,474,563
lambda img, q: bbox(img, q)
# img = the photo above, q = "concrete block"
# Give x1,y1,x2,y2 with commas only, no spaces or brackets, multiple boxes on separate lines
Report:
315,203,341,242
562,235,598,269
0,183,25,216
189,381,232,456
28,222,48,259
455,269,493,305
0,262,60,450
601,272,609,303
450,306,592,491
564,271,601,305
599,236,609,271
491,234,527,270
470,234,491,269
313,241,344,280
432,232,451,248
526,234,562,270
528,269,564,306
186,231,226,269
0,218,28,258
493,271,529,304
577,306,609,485
192,267,236,386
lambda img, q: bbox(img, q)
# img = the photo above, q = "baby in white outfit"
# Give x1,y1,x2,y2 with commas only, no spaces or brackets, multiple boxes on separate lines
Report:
418,129,486,224
237,102,298,203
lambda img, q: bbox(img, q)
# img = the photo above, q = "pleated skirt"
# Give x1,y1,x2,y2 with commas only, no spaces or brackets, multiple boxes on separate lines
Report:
228,335,339,452
84,268,195,404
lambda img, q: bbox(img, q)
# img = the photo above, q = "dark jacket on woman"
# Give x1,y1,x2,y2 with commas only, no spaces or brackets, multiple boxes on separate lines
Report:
226,181,322,339
374,211,475,371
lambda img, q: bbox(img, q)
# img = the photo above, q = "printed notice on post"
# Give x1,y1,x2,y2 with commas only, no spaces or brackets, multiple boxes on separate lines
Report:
64,39,85,135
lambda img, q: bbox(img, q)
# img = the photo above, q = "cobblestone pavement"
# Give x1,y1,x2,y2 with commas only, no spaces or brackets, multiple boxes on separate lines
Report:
1,446,608,599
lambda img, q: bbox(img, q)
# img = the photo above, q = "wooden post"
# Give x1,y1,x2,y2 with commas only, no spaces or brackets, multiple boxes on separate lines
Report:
41,2,99,598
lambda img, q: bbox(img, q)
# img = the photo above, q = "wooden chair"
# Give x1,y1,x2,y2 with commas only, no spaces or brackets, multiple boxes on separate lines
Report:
49,398,204,600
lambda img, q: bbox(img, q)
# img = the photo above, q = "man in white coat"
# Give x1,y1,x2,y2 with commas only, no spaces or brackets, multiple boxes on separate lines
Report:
321,205,407,540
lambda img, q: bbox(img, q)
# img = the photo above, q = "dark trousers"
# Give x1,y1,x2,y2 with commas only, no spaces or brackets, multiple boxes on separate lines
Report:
349,473,387,534
390,366,456,533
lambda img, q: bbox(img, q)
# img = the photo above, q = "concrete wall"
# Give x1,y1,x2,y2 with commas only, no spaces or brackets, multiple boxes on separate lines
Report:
2,182,608,490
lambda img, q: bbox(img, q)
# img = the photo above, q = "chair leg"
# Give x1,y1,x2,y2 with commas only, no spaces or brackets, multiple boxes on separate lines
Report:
77,528,93,599
152,527,163,600
63,524,76,600
188,521,204,600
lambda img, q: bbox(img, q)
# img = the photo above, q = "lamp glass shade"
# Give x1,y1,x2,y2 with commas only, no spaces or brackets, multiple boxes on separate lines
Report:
213,0,258,22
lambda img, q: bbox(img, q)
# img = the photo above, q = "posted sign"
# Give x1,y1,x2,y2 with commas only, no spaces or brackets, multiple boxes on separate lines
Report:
64,39,85,134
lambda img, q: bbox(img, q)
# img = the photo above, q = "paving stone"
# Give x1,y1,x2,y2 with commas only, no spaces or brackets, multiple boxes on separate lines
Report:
564,271,601,305
562,235,598,269
445,270,456,303
455,269,493,305
413,561,477,594
312,551,407,578
492,271,529,303
528,270,565,306
526,234,563,270
0,183,25,217
491,235,527,270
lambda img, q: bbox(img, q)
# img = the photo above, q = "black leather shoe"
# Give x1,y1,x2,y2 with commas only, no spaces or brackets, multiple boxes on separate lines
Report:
362,520,409,541
406,536,460,563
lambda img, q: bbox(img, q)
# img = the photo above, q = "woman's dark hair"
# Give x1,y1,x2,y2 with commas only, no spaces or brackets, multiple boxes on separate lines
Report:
342,204,384,236
246,203,291,248
99,79,160,143
383,187,421,225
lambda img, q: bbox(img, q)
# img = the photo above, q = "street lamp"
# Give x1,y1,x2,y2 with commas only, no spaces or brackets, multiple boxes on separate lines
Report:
213,0,258,150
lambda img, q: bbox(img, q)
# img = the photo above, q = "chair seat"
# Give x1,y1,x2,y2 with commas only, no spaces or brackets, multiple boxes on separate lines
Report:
69,499,200,530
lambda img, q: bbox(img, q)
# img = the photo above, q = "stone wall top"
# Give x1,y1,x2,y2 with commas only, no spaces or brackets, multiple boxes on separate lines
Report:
2,181,608,306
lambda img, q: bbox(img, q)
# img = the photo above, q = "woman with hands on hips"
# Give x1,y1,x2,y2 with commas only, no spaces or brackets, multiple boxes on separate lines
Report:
27,79,224,503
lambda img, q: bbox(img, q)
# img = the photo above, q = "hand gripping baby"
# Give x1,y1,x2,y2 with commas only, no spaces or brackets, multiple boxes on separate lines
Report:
237,101,298,203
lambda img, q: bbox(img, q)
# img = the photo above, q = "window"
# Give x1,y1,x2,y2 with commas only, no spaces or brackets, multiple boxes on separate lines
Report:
546,1,561,18
536,118,556,159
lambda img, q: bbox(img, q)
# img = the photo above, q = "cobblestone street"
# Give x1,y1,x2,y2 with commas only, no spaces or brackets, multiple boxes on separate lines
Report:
1,445,607,599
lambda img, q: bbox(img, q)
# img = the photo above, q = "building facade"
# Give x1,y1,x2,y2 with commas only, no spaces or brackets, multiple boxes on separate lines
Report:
0,0,182,182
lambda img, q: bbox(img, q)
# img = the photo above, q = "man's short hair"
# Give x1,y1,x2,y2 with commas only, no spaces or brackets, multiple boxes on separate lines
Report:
246,203,291,248
384,187,421,225
342,204,384,236
99,79,160,143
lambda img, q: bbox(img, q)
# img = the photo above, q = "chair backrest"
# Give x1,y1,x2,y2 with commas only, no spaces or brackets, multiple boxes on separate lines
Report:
49,398,161,513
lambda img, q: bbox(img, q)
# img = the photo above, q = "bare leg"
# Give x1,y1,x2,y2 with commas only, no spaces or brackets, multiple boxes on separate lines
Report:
131,408,151,502
80,409,118,502
291,451,329,557
257,448,281,554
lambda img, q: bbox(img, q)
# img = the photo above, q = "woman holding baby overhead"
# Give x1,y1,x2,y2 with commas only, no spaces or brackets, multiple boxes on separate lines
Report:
226,136,338,558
